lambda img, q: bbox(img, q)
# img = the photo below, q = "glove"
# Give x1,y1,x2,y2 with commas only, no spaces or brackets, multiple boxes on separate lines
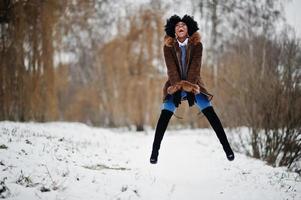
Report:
173,90,182,107
186,92,195,107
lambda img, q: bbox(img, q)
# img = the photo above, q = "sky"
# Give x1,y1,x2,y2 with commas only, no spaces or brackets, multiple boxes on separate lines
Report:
163,0,301,38
284,0,301,36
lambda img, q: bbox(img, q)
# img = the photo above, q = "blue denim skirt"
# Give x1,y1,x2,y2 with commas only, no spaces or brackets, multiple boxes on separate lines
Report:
161,91,212,113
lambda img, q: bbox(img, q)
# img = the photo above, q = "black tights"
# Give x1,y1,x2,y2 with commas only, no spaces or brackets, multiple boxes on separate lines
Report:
150,106,234,160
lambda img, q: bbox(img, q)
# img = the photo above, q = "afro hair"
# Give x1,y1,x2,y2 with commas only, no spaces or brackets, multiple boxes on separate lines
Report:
164,14,199,38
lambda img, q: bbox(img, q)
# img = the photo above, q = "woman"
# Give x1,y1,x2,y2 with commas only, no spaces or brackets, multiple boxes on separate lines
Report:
150,15,235,164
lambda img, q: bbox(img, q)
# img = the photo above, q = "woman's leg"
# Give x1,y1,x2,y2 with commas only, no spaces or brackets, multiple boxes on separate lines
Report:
195,93,235,161
150,95,175,164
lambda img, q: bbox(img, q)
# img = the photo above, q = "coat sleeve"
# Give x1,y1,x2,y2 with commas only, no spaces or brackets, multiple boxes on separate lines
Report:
187,42,203,84
163,45,181,85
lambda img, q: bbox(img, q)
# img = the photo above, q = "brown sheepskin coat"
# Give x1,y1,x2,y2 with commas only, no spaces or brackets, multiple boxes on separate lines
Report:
162,31,214,101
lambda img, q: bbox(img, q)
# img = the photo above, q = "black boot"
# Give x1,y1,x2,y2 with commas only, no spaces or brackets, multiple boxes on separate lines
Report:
202,106,235,161
150,109,173,164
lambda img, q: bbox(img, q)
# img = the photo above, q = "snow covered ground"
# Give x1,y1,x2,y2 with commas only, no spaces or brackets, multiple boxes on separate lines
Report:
0,121,300,200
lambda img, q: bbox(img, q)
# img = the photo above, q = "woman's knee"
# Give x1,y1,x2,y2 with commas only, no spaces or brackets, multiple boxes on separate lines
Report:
195,93,212,111
161,95,176,113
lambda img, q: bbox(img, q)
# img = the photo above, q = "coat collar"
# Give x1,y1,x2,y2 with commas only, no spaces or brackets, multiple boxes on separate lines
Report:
164,32,201,47
177,37,188,47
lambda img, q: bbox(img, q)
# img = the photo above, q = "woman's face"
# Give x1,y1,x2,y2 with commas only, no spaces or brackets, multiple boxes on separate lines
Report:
175,22,188,38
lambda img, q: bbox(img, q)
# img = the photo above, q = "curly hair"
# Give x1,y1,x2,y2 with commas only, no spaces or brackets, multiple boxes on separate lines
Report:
164,14,199,38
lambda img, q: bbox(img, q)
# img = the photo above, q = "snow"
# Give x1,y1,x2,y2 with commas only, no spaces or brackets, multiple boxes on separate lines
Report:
0,121,300,200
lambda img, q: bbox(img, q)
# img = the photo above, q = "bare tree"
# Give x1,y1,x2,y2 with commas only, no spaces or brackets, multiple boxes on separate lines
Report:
97,6,165,130
218,27,301,171
0,0,65,121
197,0,284,87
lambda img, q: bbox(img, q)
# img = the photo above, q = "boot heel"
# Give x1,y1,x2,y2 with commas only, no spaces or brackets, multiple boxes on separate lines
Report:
150,151,158,164
223,146,235,161
227,154,235,161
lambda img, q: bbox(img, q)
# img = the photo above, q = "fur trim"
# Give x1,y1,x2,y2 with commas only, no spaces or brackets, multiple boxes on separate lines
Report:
164,35,174,47
167,80,200,95
188,32,201,46
180,80,200,94
164,32,201,47
167,82,182,95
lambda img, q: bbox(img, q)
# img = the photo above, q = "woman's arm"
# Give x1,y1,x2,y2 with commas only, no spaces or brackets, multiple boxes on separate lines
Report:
163,45,181,85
